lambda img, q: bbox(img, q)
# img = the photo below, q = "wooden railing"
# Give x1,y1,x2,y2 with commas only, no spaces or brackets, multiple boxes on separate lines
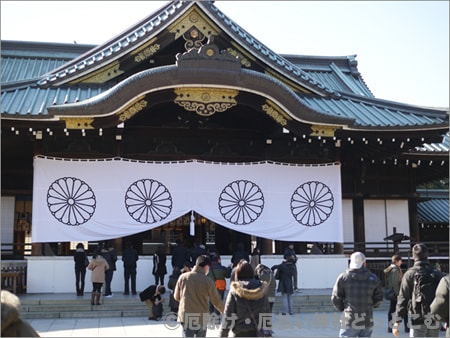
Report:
342,241,449,258
1,261,27,294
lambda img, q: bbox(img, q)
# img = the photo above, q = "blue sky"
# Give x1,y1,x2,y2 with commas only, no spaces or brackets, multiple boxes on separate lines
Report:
1,1,448,108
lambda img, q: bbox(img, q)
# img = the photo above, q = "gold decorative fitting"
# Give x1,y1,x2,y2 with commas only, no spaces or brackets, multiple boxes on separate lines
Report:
134,44,160,63
61,117,95,129
261,101,290,126
190,29,199,39
118,99,148,121
310,125,338,137
226,48,251,67
78,61,124,84
168,7,219,41
174,87,238,116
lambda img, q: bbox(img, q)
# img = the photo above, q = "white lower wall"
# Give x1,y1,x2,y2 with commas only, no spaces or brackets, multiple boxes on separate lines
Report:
25,255,348,293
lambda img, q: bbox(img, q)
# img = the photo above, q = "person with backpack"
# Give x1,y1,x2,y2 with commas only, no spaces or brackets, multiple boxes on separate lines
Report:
384,255,409,333
122,241,139,295
392,243,444,337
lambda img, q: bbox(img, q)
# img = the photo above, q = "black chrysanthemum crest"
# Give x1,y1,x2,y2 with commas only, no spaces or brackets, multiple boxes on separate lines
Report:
125,179,172,224
218,180,264,225
47,177,96,226
291,181,334,226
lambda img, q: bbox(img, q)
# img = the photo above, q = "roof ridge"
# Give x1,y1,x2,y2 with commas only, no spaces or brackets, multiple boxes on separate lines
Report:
199,1,340,98
36,0,189,86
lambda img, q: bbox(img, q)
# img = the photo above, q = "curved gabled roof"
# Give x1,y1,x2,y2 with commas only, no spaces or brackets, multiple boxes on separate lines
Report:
0,1,448,133
197,1,338,98
34,1,338,98
35,0,188,87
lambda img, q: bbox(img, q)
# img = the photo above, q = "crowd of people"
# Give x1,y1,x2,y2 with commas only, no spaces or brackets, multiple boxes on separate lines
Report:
331,244,448,338
69,240,449,338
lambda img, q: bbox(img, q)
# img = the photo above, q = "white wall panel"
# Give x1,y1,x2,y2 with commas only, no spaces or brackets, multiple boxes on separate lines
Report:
364,199,410,251
26,255,348,293
386,200,410,237
342,199,354,242
364,200,387,243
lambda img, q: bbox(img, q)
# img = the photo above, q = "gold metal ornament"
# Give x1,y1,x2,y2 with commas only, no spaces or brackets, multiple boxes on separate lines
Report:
174,87,238,116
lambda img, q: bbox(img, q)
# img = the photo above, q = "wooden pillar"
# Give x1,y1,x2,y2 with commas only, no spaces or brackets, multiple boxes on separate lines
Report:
260,238,273,255
333,242,344,254
353,196,365,252
408,196,420,243
31,133,43,256
333,144,344,255
114,238,123,256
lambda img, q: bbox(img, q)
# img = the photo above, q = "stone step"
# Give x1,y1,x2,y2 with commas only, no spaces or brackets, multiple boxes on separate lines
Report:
18,292,391,319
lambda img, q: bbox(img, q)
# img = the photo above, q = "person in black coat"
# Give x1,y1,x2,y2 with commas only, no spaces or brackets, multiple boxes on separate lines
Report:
283,243,299,291
272,255,296,315
101,241,117,297
167,267,182,313
189,238,206,265
231,242,249,268
171,239,190,269
152,245,167,286
393,243,444,337
139,284,166,320
73,242,88,296
122,241,139,295
220,260,271,337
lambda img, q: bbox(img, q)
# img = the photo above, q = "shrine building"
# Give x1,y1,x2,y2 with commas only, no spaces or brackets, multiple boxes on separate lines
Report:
1,1,448,292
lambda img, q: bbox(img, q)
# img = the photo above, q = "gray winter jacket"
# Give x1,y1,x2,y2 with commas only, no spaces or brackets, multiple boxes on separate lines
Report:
331,267,384,329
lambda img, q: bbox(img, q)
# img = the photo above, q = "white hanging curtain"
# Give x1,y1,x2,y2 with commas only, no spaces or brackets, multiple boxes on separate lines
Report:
32,156,343,243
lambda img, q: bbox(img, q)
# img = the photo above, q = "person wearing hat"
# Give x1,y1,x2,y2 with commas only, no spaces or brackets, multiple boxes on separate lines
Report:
331,252,384,337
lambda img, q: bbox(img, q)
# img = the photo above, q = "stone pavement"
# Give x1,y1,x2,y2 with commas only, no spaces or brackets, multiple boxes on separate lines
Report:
28,311,427,337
